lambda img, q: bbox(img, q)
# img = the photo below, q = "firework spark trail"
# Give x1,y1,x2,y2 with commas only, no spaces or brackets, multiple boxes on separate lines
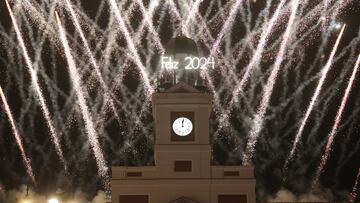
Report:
31,2,102,140
19,0,63,48
134,0,164,53
55,12,108,180
62,0,122,122
21,0,58,67
19,0,123,102
303,22,355,137
107,0,153,95
302,0,351,81
183,0,203,32
350,169,360,202
0,86,35,184
283,24,346,173
324,0,332,12
210,0,244,55
20,0,121,110
199,1,278,147
54,6,114,163
334,49,360,179
188,2,239,76
5,0,66,167
166,0,183,34
18,1,128,132
68,7,156,135
227,0,288,75
306,36,360,142
132,3,159,46
242,0,301,166
96,32,159,134
83,45,147,163
273,32,360,143
215,0,288,130
102,1,168,140
312,54,360,187
321,0,332,26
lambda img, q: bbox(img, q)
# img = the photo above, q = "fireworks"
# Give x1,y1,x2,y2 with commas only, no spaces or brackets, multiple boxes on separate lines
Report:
242,0,301,165
107,0,154,95
0,86,35,184
62,0,121,122
313,53,360,187
55,11,108,182
5,0,66,167
283,24,346,173
0,0,359,200
350,169,360,202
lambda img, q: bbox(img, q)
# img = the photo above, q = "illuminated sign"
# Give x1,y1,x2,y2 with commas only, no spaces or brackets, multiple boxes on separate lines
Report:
161,56,215,70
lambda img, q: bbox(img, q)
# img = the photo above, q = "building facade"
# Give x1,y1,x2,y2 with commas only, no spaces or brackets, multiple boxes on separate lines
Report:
111,82,256,203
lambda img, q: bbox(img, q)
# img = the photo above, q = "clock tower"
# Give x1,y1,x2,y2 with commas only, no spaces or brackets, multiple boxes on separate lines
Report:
152,82,212,179
111,37,256,203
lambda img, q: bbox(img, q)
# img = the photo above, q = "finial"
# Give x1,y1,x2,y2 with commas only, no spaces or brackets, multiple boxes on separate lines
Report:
179,21,184,36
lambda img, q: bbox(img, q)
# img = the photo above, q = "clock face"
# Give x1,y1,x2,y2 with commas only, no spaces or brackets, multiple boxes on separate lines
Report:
172,117,193,136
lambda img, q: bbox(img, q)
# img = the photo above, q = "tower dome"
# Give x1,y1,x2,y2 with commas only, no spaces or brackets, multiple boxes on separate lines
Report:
165,36,199,56
158,36,205,92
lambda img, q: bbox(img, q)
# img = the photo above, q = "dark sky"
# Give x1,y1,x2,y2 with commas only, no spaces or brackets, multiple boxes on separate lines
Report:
0,0,360,202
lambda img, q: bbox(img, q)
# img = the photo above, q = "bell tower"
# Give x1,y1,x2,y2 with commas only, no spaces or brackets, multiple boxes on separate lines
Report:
152,82,212,178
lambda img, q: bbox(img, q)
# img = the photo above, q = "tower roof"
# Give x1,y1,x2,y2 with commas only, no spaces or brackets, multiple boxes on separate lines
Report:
165,82,200,93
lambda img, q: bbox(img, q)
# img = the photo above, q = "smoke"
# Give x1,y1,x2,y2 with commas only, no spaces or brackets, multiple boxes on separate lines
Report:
0,183,6,203
0,185,108,203
91,191,107,203
4,185,47,203
267,188,333,202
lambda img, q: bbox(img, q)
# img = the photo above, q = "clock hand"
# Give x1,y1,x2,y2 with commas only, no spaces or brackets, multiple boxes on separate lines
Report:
182,118,184,127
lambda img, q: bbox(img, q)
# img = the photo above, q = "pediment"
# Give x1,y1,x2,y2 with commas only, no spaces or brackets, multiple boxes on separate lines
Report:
165,82,200,93
168,196,199,203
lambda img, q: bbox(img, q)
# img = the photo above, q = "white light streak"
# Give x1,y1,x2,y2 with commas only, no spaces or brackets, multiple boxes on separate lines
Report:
284,24,346,172
350,169,360,202
5,0,66,167
313,53,360,186
63,0,121,122
55,12,108,179
243,0,302,166
0,86,35,184
107,0,153,95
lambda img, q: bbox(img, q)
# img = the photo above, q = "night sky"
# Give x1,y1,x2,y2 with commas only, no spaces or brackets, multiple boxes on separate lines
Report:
0,0,360,202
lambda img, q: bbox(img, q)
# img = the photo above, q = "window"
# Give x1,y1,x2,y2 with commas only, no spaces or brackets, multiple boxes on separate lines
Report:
119,195,148,203
224,171,239,176
174,160,192,172
126,172,142,177
218,194,247,203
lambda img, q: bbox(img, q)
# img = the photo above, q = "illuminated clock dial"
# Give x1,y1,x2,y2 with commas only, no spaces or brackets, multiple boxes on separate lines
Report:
172,117,193,136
